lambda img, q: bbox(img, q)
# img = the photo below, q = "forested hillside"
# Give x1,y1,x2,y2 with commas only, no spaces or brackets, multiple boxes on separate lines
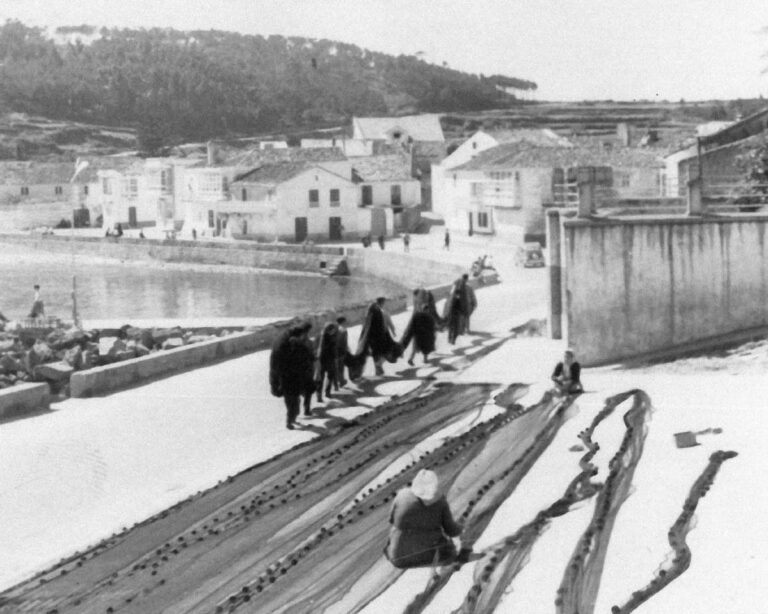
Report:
0,21,537,144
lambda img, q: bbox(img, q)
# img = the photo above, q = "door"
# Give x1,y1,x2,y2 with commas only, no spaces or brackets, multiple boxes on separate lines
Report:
295,217,308,242
468,211,474,236
128,206,137,227
329,216,342,240
370,208,387,237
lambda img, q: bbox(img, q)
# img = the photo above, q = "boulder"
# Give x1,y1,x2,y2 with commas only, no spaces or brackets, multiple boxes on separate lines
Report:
161,338,185,350
187,335,213,345
107,339,127,356
63,345,83,370
35,361,74,382
0,354,23,374
139,329,155,349
151,327,182,345
135,343,151,357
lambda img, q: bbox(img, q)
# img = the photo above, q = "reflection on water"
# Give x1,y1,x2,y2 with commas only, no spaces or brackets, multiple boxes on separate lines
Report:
0,250,404,321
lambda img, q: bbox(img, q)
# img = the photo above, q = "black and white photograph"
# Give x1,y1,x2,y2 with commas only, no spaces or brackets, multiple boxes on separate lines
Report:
0,1,766,612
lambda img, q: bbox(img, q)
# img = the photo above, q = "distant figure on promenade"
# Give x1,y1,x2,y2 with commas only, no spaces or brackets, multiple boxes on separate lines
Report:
29,284,45,321
115,223,123,237
139,229,146,239
403,232,410,252
270,321,315,428
385,469,463,568
443,275,477,344
353,297,401,377
401,287,438,366
335,316,349,386
315,319,339,402
444,228,450,250
192,228,197,240
105,228,112,237
552,348,583,394
378,234,385,250
361,234,372,248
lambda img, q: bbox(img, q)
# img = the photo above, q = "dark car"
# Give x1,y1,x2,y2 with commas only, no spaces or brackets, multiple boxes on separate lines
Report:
517,242,545,268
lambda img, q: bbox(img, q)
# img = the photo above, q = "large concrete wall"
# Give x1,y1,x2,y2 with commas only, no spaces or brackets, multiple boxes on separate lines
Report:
0,383,50,419
562,215,768,365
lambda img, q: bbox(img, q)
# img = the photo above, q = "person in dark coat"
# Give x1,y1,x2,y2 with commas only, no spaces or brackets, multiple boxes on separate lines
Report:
378,234,385,250
335,316,349,387
552,348,583,394
270,323,316,429
401,287,438,366
353,297,401,376
443,275,476,344
385,469,463,568
315,320,339,402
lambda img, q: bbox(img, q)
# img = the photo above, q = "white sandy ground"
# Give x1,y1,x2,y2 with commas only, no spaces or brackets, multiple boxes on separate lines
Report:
2,232,766,613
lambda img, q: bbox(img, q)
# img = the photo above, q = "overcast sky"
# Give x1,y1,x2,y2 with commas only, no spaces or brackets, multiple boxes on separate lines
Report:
2,0,768,101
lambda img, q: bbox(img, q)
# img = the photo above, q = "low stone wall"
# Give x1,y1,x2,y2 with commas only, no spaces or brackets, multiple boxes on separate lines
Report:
69,294,407,398
0,382,50,419
0,233,344,274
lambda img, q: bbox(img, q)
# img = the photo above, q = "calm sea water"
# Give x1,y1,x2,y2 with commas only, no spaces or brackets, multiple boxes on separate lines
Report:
0,247,404,321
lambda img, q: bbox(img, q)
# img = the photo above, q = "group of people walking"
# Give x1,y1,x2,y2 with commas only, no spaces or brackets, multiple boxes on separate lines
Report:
269,273,481,430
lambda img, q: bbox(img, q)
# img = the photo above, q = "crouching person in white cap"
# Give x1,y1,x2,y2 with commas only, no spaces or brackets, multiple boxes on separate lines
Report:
385,469,463,568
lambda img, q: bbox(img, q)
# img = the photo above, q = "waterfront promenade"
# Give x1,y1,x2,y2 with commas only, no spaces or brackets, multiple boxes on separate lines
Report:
1,233,763,613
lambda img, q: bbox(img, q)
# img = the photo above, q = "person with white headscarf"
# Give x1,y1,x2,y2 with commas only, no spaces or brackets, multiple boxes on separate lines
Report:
385,469,463,568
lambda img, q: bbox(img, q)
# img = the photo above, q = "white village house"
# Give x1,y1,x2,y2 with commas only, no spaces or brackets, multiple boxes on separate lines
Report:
440,140,664,242
225,160,388,242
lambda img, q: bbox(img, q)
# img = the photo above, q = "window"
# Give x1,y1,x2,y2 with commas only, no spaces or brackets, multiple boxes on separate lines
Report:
309,189,319,207
161,169,171,191
84,185,89,195
390,185,401,206
362,185,373,205
241,187,248,201
102,178,112,195
477,212,489,228
124,177,138,198
470,182,482,197
222,176,229,193
617,172,631,188
472,141,477,150
200,173,222,195
207,209,215,228
20,186,29,196
329,188,340,207
54,186,63,195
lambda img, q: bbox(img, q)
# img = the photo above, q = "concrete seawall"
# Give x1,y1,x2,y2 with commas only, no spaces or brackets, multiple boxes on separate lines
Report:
69,295,408,397
558,214,768,365
0,383,50,419
345,247,467,288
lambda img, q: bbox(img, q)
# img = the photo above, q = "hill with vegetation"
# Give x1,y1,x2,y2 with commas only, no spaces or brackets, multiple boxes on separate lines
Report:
0,20,536,150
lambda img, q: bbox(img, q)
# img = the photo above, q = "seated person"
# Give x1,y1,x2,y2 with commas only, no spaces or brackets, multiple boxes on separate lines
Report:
552,348,583,393
385,469,463,568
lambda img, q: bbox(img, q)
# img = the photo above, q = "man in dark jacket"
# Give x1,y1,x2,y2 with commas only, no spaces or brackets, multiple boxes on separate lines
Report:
552,348,583,393
315,320,339,402
335,316,349,386
443,275,476,344
270,322,315,429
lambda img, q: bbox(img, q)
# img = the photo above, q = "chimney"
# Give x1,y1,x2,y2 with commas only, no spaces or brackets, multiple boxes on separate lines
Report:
616,123,630,147
207,141,218,166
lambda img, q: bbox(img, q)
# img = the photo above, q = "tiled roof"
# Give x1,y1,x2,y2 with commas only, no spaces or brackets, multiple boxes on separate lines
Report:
0,161,75,185
483,128,573,147
233,161,352,186
351,154,413,182
221,146,347,168
455,141,664,171
73,156,145,182
353,114,445,142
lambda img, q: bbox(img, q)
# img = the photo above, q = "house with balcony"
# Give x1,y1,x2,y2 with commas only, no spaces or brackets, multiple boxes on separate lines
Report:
432,129,572,218
443,141,664,242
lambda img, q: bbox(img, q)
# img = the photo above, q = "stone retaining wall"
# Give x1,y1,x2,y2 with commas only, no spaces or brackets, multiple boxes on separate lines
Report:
0,234,344,274
0,383,50,419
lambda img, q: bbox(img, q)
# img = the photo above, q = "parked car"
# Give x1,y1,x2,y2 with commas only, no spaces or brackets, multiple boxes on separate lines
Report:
517,242,545,268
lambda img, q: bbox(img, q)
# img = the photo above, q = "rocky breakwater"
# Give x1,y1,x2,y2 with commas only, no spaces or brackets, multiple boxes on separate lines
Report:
0,322,231,396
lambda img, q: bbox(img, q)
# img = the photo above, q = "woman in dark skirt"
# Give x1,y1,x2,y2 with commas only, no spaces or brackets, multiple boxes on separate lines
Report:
400,287,439,366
